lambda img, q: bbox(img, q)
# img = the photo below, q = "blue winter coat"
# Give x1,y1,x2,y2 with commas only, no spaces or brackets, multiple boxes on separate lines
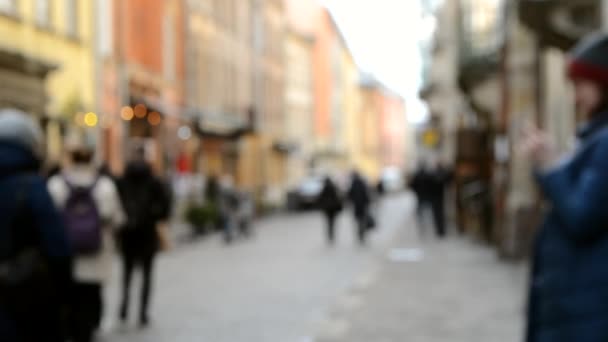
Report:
528,115,608,342
0,142,72,342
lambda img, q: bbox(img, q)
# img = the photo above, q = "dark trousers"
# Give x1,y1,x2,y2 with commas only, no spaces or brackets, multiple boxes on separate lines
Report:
355,214,368,244
120,253,155,324
418,199,446,238
70,282,102,342
325,212,337,243
1,306,67,342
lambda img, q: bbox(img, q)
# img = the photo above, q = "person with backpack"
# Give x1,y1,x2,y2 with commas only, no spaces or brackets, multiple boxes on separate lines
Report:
48,146,126,342
117,147,171,327
0,109,73,342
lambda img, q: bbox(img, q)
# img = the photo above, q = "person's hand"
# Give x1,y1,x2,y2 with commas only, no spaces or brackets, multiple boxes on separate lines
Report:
521,123,559,171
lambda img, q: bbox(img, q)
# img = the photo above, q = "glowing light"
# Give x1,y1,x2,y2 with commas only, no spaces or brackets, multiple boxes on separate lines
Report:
134,104,147,118
148,111,161,126
84,112,98,127
121,106,134,121
178,126,192,140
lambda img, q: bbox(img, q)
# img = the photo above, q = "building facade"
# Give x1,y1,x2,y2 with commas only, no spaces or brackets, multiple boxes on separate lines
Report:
311,7,349,173
101,0,185,175
424,0,603,257
186,0,254,181
283,0,315,189
0,0,96,163
258,0,287,205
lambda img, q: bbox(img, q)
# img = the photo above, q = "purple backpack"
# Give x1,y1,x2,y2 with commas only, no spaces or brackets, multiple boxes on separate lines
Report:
62,177,102,255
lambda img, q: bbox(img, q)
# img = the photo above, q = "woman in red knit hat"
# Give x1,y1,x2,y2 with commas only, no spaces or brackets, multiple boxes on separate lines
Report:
524,33,608,342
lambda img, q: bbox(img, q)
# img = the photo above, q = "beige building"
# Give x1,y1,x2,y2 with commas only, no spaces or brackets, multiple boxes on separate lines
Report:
420,0,466,164
254,0,287,205
424,0,602,257
186,0,255,180
342,52,364,176
283,19,314,188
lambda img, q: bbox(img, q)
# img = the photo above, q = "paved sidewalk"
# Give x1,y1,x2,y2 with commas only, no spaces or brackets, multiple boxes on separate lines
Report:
314,209,528,342
99,194,413,342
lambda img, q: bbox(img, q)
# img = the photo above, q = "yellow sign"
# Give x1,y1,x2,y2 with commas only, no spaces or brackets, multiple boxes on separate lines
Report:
422,129,440,147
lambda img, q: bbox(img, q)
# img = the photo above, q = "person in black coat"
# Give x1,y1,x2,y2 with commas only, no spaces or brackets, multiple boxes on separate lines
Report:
410,161,451,238
523,33,608,342
117,149,171,327
0,109,72,342
348,171,372,244
319,177,343,244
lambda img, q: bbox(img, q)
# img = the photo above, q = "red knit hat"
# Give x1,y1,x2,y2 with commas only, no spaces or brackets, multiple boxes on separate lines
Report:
568,33,608,85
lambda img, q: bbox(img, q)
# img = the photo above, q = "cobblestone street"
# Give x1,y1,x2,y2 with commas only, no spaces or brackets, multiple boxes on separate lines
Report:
98,194,527,342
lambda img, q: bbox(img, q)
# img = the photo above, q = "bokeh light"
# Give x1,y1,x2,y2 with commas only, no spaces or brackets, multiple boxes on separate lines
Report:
134,104,147,118
84,112,98,127
121,106,134,121
148,111,161,126
178,125,192,140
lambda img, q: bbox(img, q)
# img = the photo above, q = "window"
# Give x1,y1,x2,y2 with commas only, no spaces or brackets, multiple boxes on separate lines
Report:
0,0,17,15
65,0,78,38
97,0,112,56
35,0,50,28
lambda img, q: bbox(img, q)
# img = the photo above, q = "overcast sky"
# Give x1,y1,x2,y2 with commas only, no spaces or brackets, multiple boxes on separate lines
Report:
321,0,436,123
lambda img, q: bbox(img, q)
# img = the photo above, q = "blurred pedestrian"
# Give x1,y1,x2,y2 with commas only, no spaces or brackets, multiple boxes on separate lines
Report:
48,146,125,342
410,159,451,238
117,147,170,327
218,175,240,243
523,33,608,342
376,179,386,197
204,175,222,231
319,176,344,244
0,109,73,342
236,191,255,238
348,171,372,244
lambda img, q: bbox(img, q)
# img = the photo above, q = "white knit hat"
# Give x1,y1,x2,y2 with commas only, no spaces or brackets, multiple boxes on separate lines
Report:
0,108,43,156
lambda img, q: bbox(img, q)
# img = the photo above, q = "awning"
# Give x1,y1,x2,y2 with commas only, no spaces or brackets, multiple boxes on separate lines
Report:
192,109,253,140
0,49,56,116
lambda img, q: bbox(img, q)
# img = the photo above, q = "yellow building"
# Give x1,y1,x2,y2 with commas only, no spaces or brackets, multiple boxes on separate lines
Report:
284,27,314,190
341,52,382,181
342,50,362,175
0,0,95,162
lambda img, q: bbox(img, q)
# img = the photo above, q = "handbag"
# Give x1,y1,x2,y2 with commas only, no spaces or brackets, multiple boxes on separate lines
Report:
366,213,377,230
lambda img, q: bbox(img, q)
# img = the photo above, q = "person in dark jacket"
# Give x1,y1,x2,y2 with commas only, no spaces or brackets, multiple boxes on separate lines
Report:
117,148,171,327
319,177,343,244
0,109,72,342
523,34,608,342
410,160,451,238
348,171,372,244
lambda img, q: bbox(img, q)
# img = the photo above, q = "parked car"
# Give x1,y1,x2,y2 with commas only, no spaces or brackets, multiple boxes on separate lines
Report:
287,176,324,211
